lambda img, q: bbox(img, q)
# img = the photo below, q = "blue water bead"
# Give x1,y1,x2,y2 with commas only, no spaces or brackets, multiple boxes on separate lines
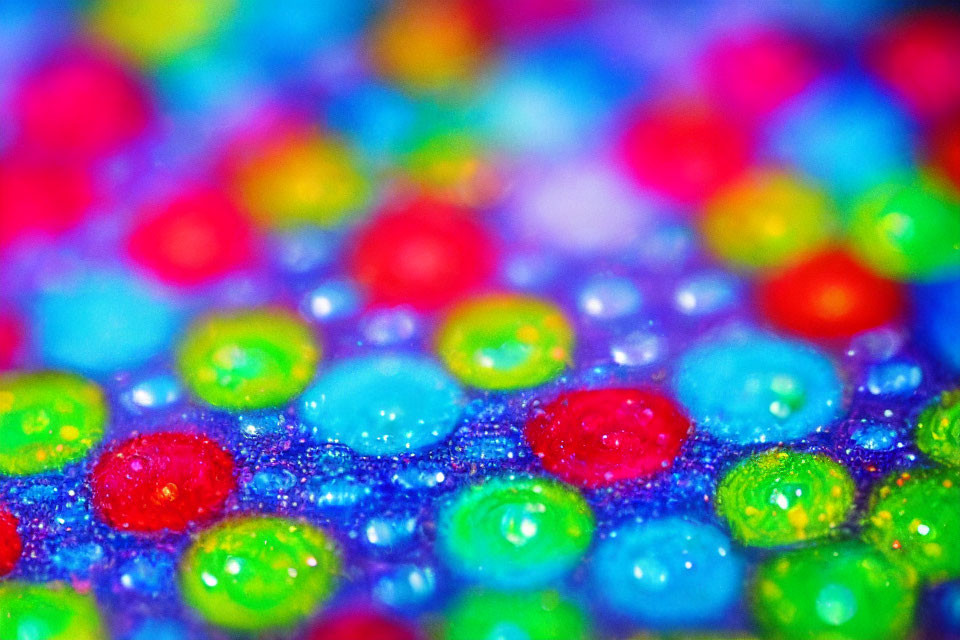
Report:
850,421,899,451
31,269,183,375
577,275,642,320
118,551,175,594
916,278,960,372
674,272,740,316
766,77,914,199
325,82,418,166
360,308,419,345
865,360,922,397
305,478,373,509
302,354,465,455
372,564,438,608
363,515,419,551
673,332,843,444
303,278,362,321
248,468,299,497
128,619,191,640
591,517,744,626
122,374,182,411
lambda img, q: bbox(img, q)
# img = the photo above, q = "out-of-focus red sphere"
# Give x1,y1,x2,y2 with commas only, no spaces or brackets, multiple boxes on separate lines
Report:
304,609,421,640
702,29,819,121
757,249,905,340
620,101,751,204
930,115,960,191
0,155,95,249
127,187,257,286
0,312,25,370
348,197,496,310
868,10,960,120
14,49,150,159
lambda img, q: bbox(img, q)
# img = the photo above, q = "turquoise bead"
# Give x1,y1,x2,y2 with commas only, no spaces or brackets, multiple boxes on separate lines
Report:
301,354,465,455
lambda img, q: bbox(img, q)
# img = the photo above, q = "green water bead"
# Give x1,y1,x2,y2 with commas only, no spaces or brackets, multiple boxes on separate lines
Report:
849,176,960,281
716,449,855,547
753,541,917,640
179,515,341,631
863,467,960,582
916,389,960,467
0,581,106,640
176,308,320,410
443,589,591,640
435,294,574,390
437,475,594,589
0,371,107,476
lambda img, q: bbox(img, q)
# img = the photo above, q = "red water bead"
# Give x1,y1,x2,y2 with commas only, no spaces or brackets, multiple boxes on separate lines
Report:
702,29,819,121
128,188,256,286
620,101,751,203
14,50,150,159
91,432,236,533
524,388,691,488
868,10,960,120
0,156,95,249
348,197,496,309
0,312,25,370
0,508,22,576
930,116,960,191
757,249,905,340
305,610,421,640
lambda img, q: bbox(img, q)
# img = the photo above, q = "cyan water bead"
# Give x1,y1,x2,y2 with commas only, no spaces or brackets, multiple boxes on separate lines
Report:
437,475,594,589
673,332,843,444
179,516,341,631
31,269,183,375
0,370,107,475
591,517,744,626
301,354,464,456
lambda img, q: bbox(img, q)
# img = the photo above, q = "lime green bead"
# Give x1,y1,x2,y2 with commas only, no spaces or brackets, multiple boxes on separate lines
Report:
435,294,574,390
437,475,594,588
179,515,341,631
916,389,960,467
753,541,917,640
863,467,960,582
443,589,591,640
177,308,320,410
849,176,960,281
0,581,106,640
716,449,855,547
0,371,107,476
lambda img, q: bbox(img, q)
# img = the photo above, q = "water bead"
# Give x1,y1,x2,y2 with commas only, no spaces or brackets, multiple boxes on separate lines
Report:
849,175,960,281
766,78,914,198
867,10,960,120
123,374,182,411
437,475,594,589
301,354,464,456
674,272,739,316
916,390,960,466
0,371,106,475
369,0,493,93
915,278,960,371
752,541,917,640
850,421,899,451
0,582,106,640
435,294,574,390
0,508,21,576
176,308,320,410
361,308,420,345
127,187,257,286
673,332,843,444
758,250,904,340
931,115,960,191
577,275,642,320
87,0,233,66
229,128,371,230
863,467,960,581
610,331,663,367
32,270,184,375
13,49,149,158
716,449,856,547
443,589,590,640
700,169,835,271
621,100,751,203
179,516,341,631
372,563,438,608
303,278,362,321
348,197,496,310
591,517,744,626
866,360,922,397
91,431,236,533
524,388,691,488
306,609,421,640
